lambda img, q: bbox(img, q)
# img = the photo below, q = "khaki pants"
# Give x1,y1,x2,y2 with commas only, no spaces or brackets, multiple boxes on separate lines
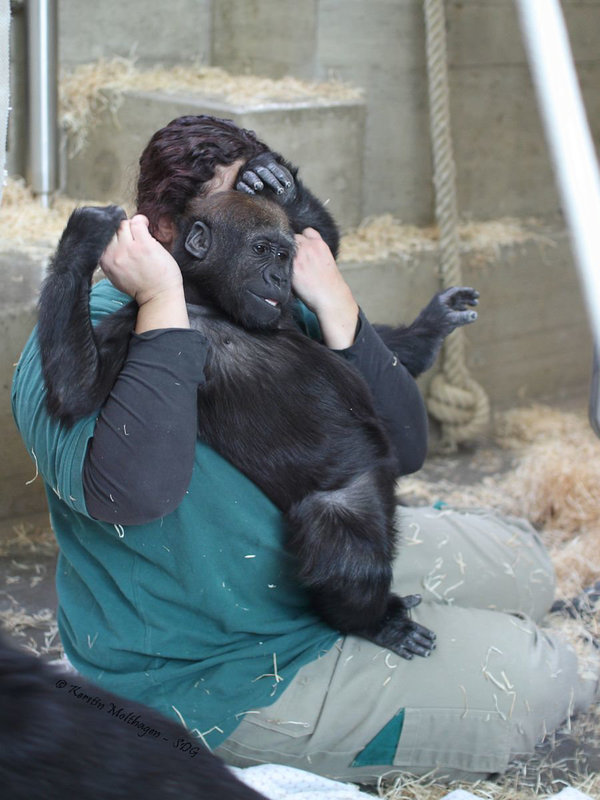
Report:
215,507,599,783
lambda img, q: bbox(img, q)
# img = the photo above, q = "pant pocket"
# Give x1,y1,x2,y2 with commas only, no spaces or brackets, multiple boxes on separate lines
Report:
394,707,512,776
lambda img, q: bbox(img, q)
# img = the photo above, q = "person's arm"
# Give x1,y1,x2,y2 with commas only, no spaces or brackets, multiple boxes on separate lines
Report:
292,228,428,475
82,329,207,525
332,312,428,475
82,216,206,525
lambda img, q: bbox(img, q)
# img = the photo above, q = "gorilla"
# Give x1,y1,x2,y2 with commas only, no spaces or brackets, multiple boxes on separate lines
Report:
0,633,268,799
37,178,479,659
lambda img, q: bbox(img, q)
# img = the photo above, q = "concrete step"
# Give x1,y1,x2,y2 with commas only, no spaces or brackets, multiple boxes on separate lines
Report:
64,88,366,232
339,218,592,410
0,243,49,520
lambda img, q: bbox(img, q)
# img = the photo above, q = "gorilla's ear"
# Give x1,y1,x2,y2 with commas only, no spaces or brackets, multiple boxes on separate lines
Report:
185,221,211,260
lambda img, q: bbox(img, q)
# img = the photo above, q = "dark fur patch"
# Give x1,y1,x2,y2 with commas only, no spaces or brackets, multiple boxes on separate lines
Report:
0,634,266,800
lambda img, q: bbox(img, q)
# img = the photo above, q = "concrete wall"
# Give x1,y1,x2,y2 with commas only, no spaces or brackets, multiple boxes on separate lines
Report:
58,0,212,68
211,0,600,224
9,0,600,224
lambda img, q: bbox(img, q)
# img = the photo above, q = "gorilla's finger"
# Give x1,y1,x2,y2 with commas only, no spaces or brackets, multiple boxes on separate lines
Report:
240,170,264,192
235,180,256,195
265,161,293,189
255,166,286,195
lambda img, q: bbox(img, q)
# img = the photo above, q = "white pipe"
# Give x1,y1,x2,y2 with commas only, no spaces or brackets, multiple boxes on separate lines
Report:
26,0,58,207
515,0,600,353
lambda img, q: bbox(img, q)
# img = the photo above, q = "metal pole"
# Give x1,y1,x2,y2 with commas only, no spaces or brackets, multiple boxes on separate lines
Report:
515,0,600,355
26,0,58,207
0,0,9,204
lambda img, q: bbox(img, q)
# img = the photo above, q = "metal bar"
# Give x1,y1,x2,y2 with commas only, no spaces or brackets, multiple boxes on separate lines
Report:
515,0,600,355
26,0,58,207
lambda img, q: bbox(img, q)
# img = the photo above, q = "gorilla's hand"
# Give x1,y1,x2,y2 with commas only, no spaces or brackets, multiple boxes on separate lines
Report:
365,594,437,660
56,205,127,278
236,152,296,201
424,286,479,336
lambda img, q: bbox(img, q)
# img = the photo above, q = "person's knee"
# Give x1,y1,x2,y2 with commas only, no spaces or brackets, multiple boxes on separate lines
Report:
504,625,597,756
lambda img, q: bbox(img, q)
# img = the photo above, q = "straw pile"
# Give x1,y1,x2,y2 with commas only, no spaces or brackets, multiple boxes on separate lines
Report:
497,406,600,599
0,176,105,247
338,214,554,264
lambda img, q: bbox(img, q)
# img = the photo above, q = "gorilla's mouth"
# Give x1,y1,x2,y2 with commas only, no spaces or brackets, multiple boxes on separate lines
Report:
249,291,281,309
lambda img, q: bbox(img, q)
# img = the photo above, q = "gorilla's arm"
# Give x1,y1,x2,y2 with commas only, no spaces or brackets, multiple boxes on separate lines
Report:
37,206,135,425
374,287,479,376
236,152,340,257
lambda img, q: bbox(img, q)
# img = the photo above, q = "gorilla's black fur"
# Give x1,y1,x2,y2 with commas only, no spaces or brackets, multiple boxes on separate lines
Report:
0,633,267,799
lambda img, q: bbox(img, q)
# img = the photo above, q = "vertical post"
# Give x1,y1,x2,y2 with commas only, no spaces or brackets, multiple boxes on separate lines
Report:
515,0,600,354
0,0,10,204
26,0,58,207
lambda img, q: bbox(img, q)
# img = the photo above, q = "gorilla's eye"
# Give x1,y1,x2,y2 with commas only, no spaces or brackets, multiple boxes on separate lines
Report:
277,250,288,261
253,243,268,256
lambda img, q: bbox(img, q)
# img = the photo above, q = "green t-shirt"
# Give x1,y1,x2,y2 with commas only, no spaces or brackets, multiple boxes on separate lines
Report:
11,281,338,748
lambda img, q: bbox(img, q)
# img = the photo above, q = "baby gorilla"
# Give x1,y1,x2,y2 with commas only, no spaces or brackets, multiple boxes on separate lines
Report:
38,192,479,659
0,633,267,799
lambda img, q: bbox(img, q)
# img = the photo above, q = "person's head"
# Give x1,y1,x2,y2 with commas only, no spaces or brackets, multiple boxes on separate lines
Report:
136,115,269,244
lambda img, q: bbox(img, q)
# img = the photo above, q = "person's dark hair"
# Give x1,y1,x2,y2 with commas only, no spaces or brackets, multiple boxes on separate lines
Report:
136,115,269,234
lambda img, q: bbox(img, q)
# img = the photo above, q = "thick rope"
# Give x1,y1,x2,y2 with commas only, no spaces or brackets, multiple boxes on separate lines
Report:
423,0,490,448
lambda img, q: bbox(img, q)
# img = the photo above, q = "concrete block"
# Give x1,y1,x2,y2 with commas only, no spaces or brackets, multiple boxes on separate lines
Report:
212,0,319,79
64,89,366,230
340,224,592,408
447,0,600,67
58,0,212,68
318,0,433,224
446,1,529,68
450,66,561,220
445,0,600,219
0,245,51,520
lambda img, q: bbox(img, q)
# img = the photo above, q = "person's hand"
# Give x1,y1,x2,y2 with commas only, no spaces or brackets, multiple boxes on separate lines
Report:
293,228,359,349
100,215,183,305
100,215,189,332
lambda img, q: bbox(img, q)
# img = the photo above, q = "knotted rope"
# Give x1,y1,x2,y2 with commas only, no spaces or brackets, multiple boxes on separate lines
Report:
423,0,490,448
